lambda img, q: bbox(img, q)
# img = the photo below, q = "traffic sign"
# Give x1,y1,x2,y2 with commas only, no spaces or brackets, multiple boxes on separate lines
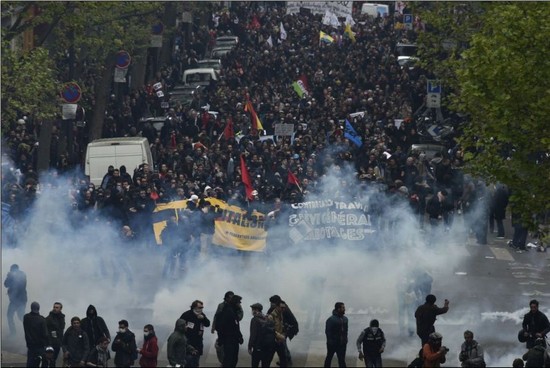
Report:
115,50,131,69
60,82,82,104
427,80,442,94
403,14,413,30
152,23,164,35
427,93,441,108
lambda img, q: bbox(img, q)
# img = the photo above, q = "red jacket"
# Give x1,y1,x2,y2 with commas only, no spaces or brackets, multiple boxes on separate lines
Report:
139,335,159,367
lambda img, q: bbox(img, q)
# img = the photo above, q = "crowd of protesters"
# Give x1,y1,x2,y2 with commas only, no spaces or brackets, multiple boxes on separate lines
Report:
2,2,513,250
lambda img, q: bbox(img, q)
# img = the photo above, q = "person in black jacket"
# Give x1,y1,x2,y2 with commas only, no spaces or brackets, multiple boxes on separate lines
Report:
62,317,90,367
111,320,137,367
81,305,111,350
45,302,65,364
356,319,386,368
179,300,211,367
4,263,27,335
521,299,550,349
415,295,450,345
23,301,49,367
216,294,244,367
324,302,348,368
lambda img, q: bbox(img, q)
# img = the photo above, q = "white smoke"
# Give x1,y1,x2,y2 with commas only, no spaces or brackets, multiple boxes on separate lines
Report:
0,163,538,367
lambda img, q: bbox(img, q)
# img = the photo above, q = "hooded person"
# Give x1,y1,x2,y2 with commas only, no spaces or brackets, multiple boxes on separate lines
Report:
23,301,49,367
81,305,111,348
167,318,197,367
217,295,244,367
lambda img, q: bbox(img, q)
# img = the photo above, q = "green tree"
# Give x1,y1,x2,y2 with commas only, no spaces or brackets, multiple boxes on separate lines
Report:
416,3,550,226
1,41,59,130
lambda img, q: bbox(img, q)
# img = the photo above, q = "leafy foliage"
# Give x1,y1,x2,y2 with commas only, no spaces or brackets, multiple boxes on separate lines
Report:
1,40,59,129
416,3,550,227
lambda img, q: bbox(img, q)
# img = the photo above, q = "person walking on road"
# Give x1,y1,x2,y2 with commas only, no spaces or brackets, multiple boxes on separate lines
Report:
61,317,90,367
212,291,243,365
111,319,137,368
324,302,348,367
248,302,276,368
356,319,386,368
415,295,449,345
521,299,550,349
138,324,158,368
167,318,197,368
216,294,244,367
23,301,49,367
45,302,65,364
179,300,211,367
4,263,27,335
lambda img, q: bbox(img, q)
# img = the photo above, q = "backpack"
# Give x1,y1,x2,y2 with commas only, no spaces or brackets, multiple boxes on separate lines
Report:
257,315,276,349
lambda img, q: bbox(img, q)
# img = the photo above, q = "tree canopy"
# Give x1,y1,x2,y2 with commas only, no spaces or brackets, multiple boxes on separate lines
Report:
416,2,550,227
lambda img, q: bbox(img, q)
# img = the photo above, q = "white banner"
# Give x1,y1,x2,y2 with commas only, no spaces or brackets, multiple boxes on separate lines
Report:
286,1,353,19
114,68,127,83
150,35,163,48
62,104,77,120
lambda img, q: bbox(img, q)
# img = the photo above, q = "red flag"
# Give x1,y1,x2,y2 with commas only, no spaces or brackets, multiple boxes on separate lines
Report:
223,117,234,140
170,132,177,149
288,170,303,193
240,155,255,200
249,15,261,30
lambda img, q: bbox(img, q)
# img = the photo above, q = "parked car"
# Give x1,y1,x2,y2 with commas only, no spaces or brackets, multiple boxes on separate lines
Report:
182,68,219,87
397,56,419,70
138,116,169,133
395,42,418,57
211,46,234,59
215,35,238,48
408,143,448,160
197,59,222,71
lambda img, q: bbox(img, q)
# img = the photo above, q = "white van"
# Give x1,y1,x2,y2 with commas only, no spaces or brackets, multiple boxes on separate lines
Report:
85,137,153,186
361,3,389,17
182,68,219,87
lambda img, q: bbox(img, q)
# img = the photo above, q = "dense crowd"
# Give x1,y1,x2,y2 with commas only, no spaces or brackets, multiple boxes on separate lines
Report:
2,2,510,250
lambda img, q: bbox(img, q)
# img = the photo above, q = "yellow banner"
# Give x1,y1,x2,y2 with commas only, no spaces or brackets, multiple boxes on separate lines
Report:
213,220,267,252
152,197,267,251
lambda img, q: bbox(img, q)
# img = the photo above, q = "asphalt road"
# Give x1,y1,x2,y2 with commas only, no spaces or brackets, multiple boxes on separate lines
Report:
2,227,549,367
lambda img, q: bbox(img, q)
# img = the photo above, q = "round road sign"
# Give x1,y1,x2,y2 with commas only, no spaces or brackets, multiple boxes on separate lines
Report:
116,50,131,69
152,23,164,35
60,82,82,104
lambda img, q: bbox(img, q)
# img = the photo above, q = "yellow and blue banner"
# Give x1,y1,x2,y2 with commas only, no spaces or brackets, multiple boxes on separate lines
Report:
152,198,267,251
320,31,334,44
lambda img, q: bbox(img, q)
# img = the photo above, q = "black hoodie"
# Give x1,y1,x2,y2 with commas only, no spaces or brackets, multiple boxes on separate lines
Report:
81,305,111,346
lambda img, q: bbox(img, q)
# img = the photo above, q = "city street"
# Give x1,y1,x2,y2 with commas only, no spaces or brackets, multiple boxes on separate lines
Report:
2,227,549,367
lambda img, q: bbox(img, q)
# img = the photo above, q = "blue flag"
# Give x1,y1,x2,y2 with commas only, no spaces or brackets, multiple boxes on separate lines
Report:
344,119,362,147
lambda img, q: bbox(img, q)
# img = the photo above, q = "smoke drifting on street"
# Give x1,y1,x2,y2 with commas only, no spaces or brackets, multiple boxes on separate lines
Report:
1,166,538,366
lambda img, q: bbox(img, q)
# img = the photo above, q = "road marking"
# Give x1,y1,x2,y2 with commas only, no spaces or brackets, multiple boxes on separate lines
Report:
522,290,550,297
489,246,514,261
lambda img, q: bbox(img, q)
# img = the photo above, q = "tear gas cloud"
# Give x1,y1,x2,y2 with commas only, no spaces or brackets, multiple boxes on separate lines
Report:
1,163,538,366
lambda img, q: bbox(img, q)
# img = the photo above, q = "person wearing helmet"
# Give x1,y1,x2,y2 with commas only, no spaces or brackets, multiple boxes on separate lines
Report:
422,332,448,368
